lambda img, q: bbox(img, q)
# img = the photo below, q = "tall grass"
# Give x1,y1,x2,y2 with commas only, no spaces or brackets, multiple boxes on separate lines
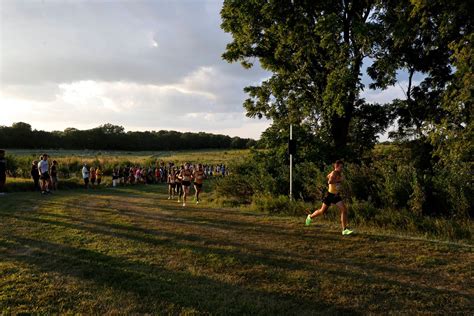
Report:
4,149,250,178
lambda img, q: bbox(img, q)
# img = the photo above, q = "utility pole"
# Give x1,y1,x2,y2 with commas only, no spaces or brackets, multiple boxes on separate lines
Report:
289,124,293,200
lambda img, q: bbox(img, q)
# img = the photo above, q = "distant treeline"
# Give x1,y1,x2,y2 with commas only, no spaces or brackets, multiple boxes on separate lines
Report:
0,122,257,150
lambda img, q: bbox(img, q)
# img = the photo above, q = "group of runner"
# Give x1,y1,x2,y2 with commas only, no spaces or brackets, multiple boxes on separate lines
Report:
26,155,213,208
166,163,206,206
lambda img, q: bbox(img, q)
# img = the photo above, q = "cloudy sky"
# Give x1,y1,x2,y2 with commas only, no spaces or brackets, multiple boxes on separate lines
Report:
0,0,414,140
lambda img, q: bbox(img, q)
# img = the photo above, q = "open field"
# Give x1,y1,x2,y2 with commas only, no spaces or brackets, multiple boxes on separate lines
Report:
4,149,249,179
5,149,250,164
1,185,472,314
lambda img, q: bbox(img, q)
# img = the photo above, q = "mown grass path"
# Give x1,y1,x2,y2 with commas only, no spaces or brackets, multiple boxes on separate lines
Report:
0,186,472,314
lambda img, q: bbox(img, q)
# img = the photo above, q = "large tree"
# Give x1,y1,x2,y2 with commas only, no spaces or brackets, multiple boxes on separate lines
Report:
221,0,389,158
368,0,472,141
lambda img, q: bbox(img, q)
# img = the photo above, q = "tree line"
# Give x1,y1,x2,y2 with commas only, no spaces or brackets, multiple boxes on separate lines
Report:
0,122,257,150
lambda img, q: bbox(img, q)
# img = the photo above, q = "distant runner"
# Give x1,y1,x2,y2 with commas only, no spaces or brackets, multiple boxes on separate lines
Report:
305,160,353,236
175,166,183,203
167,167,176,200
193,163,205,204
180,163,192,207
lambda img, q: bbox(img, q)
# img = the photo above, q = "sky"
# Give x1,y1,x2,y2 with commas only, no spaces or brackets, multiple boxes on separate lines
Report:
0,0,414,140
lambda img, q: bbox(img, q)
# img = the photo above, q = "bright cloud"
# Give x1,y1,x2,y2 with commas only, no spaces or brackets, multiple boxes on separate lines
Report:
0,0,271,139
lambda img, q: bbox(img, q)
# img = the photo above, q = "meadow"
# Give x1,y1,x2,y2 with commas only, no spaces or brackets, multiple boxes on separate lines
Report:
6,148,249,163
3,149,249,179
1,184,472,314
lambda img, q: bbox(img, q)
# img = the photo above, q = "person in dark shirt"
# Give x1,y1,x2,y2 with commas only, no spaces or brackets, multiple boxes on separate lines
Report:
31,160,40,191
50,160,58,191
0,149,6,194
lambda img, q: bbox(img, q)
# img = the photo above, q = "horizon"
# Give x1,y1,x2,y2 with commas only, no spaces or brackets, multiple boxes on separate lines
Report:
2,121,257,140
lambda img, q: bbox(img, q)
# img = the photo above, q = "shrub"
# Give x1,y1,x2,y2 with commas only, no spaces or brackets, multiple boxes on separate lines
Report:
214,175,254,204
348,199,379,224
251,194,308,216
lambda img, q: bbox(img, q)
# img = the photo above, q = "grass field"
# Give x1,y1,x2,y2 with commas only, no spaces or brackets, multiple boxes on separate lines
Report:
0,185,473,314
6,149,250,164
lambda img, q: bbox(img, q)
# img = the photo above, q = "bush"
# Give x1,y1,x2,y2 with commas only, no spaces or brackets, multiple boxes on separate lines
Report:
348,199,379,223
214,175,254,204
251,194,308,216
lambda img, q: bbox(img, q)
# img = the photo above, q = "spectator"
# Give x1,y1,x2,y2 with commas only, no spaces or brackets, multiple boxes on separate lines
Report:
50,160,59,191
112,168,119,187
31,160,40,191
96,166,102,185
90,167,96,186
38,154,52,195
82,164,90,189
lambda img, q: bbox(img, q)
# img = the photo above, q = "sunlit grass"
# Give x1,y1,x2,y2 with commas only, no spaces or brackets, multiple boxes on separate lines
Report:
1,185,472,314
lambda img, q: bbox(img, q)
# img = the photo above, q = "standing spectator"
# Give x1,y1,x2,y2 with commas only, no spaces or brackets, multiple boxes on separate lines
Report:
141,167,147,185
0,149,6,195
221,164,226,177
135,167,141,184
123,166,130,185
96,166,102,185
50,160,59,191
38,154,52,195
161,166,167,183
155,167,160,184
90,167,96,187
82,164,90,189
128,167,134,184
112,168,119,187
118,167,124,185
31,160,40,191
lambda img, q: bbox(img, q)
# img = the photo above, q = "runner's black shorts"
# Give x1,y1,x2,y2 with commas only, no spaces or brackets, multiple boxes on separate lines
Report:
322,192,342,206
194,182,202,189
182,181,191,187
40,172,50,180
169,183,176,188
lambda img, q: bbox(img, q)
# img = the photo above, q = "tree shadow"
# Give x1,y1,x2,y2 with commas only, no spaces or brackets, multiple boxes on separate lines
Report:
0,236,352,315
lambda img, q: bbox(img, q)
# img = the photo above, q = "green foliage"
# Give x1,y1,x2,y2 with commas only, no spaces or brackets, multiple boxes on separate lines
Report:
251,194,308,216
221,1,472,222
214,175,254,205
215,144,472,239
221,0,387,153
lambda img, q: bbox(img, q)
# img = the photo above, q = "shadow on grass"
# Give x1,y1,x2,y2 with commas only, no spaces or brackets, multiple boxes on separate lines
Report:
0,236,350,315
1,189,472,314
2,210,471,305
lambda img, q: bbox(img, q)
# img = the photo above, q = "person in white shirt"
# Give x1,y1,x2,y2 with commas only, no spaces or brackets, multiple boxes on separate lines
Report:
38,154,52,195
82,164,90,189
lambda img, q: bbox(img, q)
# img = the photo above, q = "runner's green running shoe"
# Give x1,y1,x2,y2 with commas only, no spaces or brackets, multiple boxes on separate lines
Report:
342,228,354,235
305,215,312,226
